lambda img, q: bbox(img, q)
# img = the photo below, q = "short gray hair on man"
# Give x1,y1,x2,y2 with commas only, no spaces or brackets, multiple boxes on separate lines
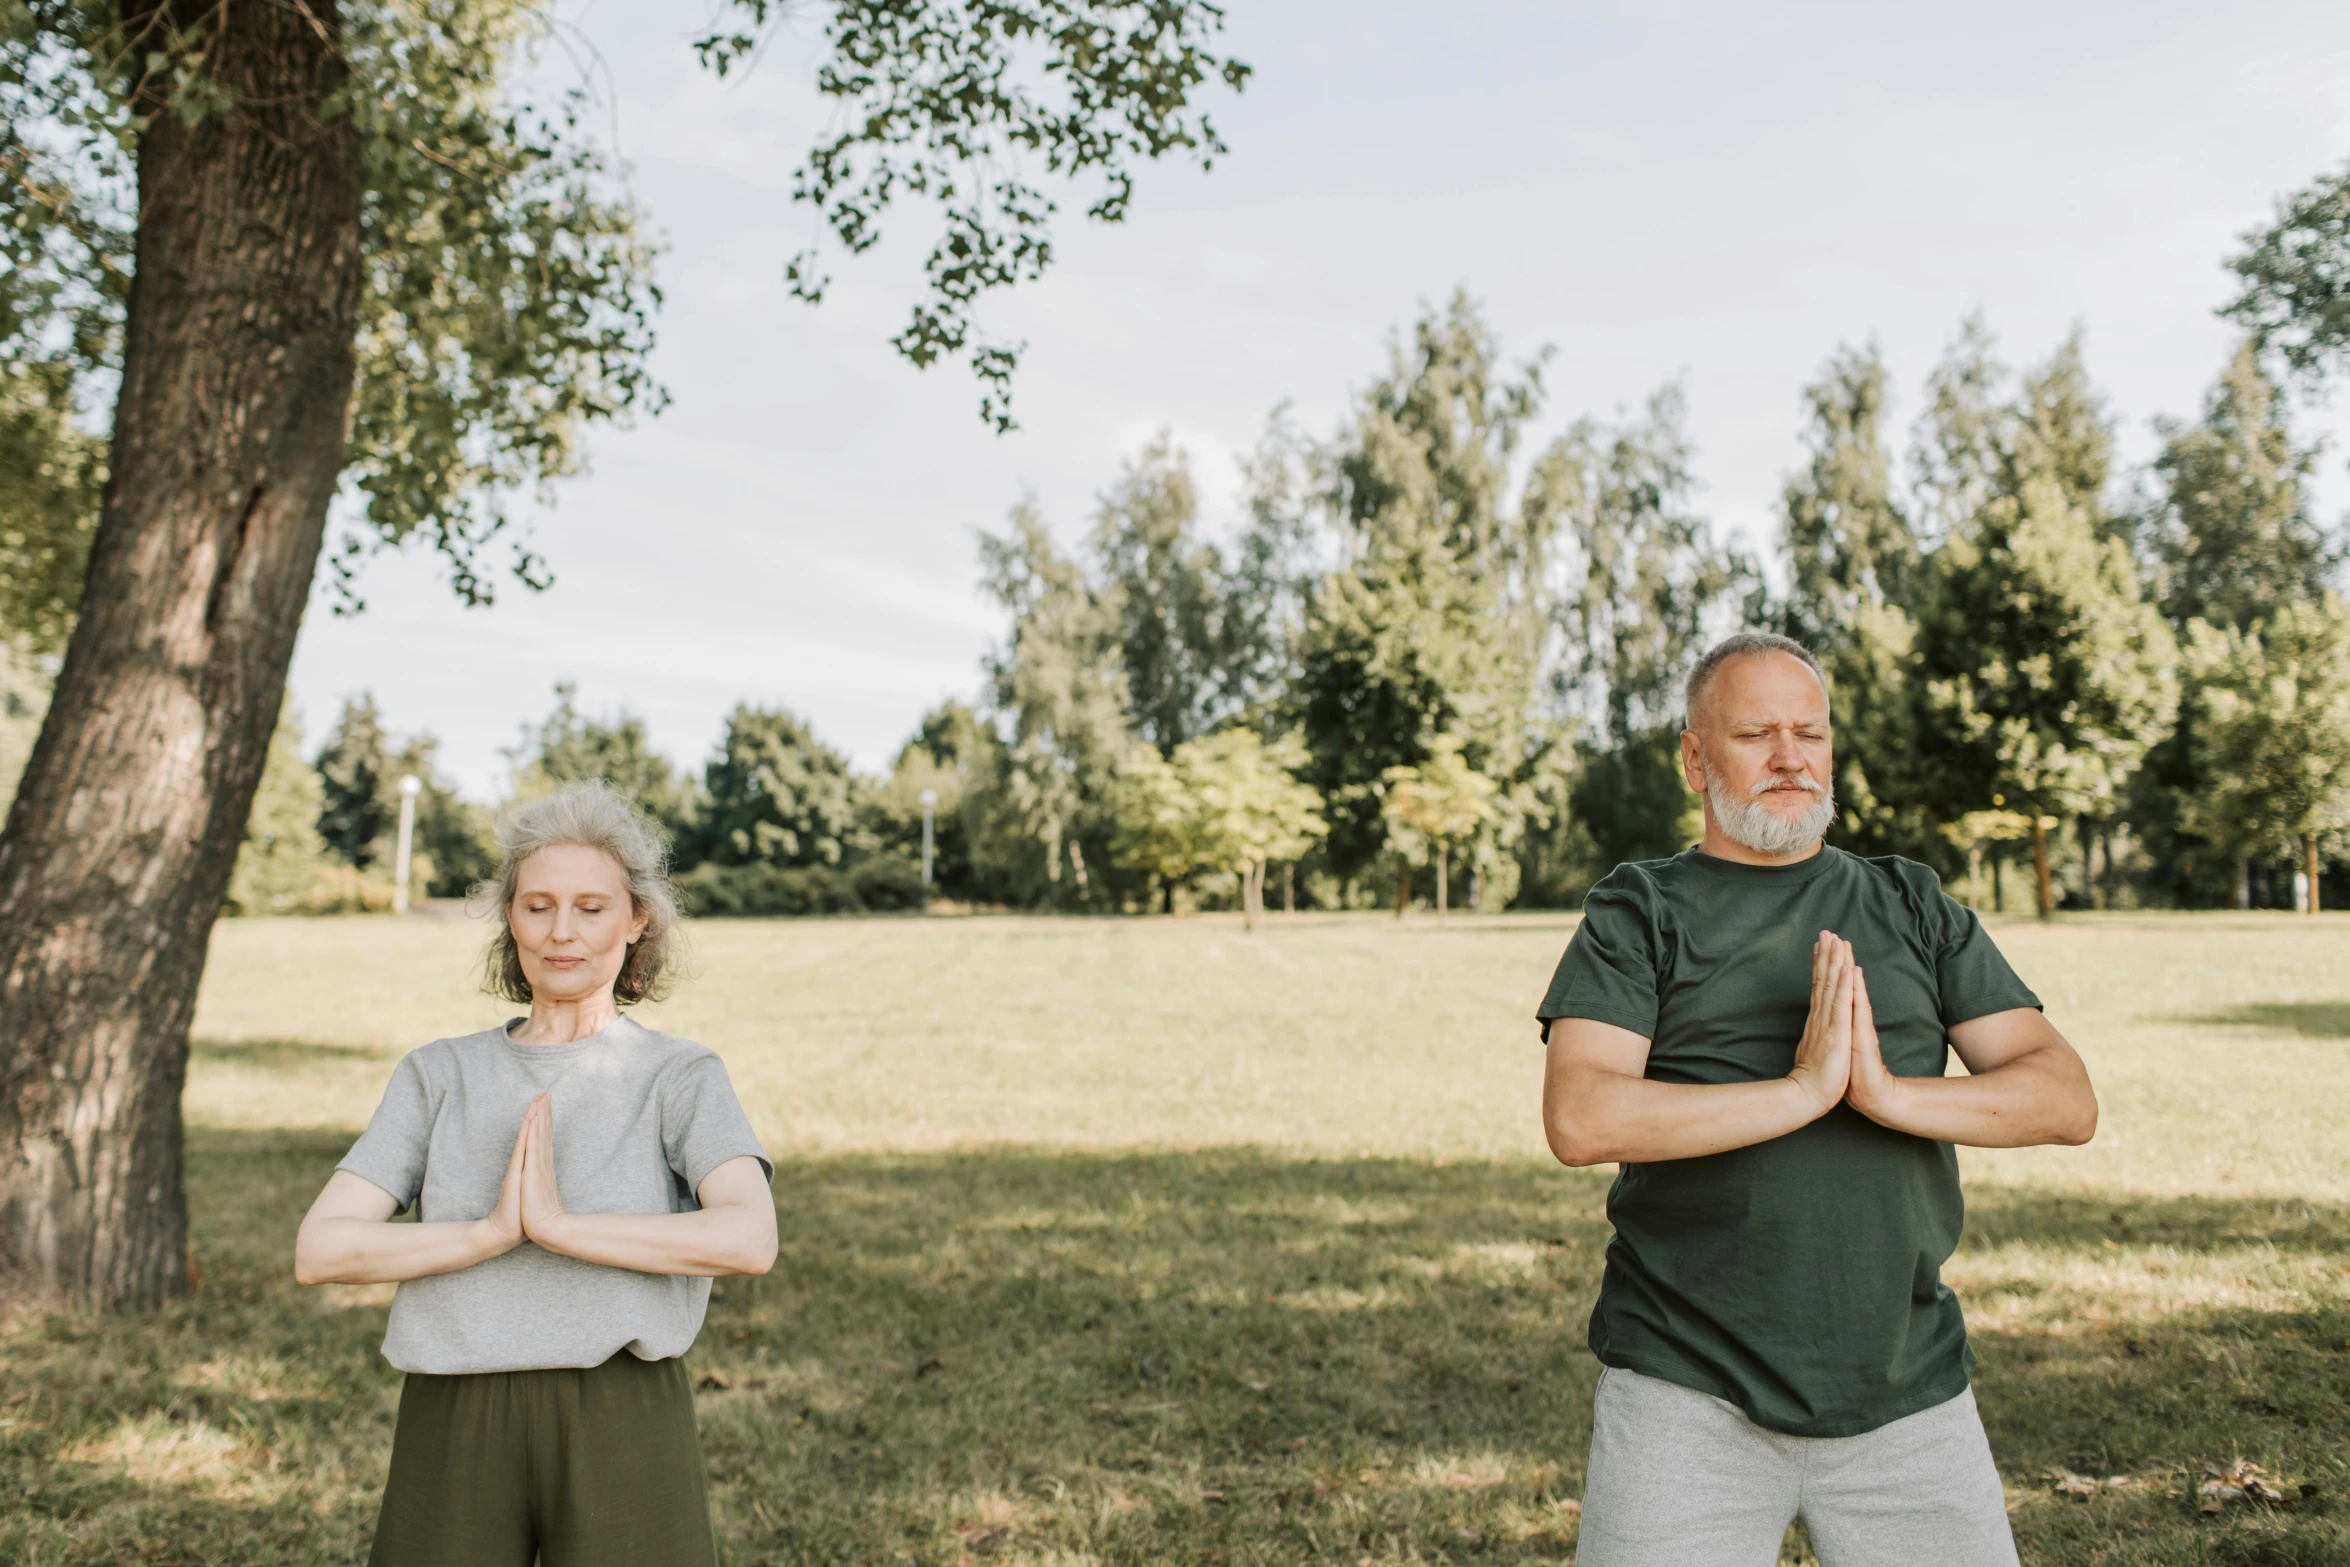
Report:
1683,631,1829,729
481,781,682,1006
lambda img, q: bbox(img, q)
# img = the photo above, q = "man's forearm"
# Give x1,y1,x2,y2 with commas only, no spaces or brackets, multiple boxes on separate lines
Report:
1855,1048,2097,1148
1545,1068,1826,1166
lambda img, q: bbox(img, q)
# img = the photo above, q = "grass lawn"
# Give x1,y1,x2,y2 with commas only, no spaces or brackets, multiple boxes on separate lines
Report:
7,909,2350,1565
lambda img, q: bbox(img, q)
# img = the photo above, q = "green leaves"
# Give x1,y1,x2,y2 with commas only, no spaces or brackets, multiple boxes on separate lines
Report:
2181,597,2350,860
2225,158,2350,388
694,0,1250,431
334,0,662,608
0,1,661,620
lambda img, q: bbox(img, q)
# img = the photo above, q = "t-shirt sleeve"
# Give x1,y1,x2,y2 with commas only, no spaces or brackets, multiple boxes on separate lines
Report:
1535,869,1663,1041
660,1052,773,1196
1923,881,2042,1026
337,1052,435,1211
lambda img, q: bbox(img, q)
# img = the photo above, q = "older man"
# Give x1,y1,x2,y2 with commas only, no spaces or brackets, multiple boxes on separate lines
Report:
1538,631,2097,1567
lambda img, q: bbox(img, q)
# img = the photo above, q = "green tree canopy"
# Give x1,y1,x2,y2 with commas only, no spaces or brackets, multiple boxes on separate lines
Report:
1913,333,2178,913
699,704,864,870
2225,157,2350,389
1776,343,1926,856
508,682,695,839
974,501,1130,906
2181,595,2350,908
1380,734,1497,916
1293,292,1556,882
2150,341,2338,632
693,0,1250,429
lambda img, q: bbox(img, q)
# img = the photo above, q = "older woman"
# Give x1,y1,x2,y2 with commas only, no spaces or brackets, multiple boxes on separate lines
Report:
295,783,775,1567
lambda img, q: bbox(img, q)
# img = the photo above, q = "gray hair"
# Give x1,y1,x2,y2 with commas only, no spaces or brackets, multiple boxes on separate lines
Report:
1684,631,1829,728
481,781,682,1006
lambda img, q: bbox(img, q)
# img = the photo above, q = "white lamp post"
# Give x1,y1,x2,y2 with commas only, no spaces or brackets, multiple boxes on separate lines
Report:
393,774,421,915
918,788,938,888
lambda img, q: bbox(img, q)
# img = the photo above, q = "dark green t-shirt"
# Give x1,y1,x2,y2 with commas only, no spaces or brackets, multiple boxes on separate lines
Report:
1537,846,2039,1438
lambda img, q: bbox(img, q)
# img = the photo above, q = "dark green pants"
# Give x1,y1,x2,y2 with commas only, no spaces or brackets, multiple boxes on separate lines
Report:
368,1353,717,1567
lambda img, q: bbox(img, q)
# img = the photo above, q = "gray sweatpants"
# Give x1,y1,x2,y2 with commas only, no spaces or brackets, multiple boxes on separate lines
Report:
1576,1367,2019,1567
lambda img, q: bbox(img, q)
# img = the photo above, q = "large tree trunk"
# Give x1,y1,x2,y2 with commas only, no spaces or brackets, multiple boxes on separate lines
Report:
0,4,363,1308
2306,833,2322,916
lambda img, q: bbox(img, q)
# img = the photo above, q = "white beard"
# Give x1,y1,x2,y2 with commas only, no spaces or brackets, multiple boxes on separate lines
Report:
1706,766,1835,856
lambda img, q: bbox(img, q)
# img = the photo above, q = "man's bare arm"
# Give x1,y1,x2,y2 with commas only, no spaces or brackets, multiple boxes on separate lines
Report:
1844,977,2097,1148
1542,934,1860,1167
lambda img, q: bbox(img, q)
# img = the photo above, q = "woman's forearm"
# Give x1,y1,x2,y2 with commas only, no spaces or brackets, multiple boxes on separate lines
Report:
295,1216,514,1285
529,1205,777,1278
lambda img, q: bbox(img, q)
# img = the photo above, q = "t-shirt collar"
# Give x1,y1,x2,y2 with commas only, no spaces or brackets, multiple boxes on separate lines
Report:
496,1012,641,1060
1681,844,1839,883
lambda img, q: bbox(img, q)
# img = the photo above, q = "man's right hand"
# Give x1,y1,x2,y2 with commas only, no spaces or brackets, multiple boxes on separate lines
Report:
1787,931,1855,1115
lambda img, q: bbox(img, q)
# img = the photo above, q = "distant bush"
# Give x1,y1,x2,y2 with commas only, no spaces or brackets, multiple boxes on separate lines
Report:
677,862,860,917
849,855,928,911
676,856,931,917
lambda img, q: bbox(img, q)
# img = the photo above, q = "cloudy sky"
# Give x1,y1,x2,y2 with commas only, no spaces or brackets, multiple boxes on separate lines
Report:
284,0,2350,797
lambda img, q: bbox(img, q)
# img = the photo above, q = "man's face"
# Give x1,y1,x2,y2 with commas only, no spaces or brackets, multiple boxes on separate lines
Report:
1680,651,1834,839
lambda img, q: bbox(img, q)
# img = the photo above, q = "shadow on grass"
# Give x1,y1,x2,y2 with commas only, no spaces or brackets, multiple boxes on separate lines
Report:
9,1133,2350,1566
189,1036,393,1065
2188,1002,2350,1040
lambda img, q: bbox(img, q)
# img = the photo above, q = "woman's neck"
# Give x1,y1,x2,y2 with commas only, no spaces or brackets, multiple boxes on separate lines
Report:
510,992,623,1046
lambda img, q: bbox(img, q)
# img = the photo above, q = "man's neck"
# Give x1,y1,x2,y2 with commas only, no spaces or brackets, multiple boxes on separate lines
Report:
1696,827,1827,868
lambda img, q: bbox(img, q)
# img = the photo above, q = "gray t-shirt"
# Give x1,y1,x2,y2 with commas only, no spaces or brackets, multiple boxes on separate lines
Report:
338,1015,772,1375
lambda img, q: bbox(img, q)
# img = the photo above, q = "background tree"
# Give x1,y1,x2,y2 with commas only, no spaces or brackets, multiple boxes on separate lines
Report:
2225,157,2350,390
1293,293,1554,892
1547,388,1751,872
2132,342,2340,904
1092,435,1245,754
313,693,491,898
866,701,995,903
1184,729,1324,928
226,708,336,917
0,360,105,654
2181,598,2350,914
974,504,1132,908
698,705,865,871
0,0,1247,1305
1777,345,1929,858
1110,744,1215,906
1912,333,2179,915
1380,735,1497,917
509,682,696,840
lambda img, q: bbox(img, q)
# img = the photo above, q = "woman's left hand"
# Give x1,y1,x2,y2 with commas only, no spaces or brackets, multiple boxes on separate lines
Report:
519,1093,570,1246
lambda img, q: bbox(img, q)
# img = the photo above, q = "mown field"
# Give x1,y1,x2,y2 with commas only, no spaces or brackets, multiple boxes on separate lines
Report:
6,910,2350,1566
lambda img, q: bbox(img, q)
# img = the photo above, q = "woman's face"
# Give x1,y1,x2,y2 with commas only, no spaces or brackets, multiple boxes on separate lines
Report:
508,844,648,1006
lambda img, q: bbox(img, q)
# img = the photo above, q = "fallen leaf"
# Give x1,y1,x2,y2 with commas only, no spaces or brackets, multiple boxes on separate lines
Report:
695,1371,731,1391
2049,1469,2102,1500
2200,1459,2296,1512
1555,1497,1583,1516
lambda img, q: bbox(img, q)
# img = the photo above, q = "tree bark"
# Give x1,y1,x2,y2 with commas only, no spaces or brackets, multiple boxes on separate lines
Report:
0,3,363,1307
1394,861,1409,919
2031,817,2054,920
2234,857,2251,911
2306,833,2321,916
1435,844,1449,918
1282,862,1293,915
